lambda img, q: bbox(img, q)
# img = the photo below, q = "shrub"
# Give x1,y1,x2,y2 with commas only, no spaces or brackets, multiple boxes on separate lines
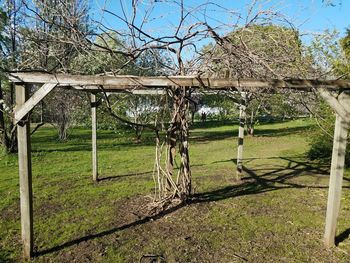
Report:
307,101,350,167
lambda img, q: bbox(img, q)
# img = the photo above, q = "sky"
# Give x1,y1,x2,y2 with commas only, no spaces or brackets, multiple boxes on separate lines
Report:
91,0,349,32
89,0,350,51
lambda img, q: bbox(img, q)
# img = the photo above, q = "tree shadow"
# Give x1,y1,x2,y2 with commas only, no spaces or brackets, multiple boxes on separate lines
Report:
34,202,187,257
336,228,350,245
192,163,333,204
34,155,346,258
31,139,157,153
214,156,329,176
98,171,153,181
30,121,313,153
190,124,312,144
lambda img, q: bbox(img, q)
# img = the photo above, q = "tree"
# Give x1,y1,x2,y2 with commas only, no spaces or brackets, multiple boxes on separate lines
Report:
0,7,10,153
337,28,350,77
202,24,313,79
307,28,350,165
21,0,90,71
0,0,24,153
201,24,314,135
18,0,92,141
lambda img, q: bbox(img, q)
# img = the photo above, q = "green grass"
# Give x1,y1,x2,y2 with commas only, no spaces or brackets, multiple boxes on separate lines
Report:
1,118,350,262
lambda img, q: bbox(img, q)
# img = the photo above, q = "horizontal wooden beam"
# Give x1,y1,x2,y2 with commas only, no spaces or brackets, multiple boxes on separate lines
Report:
8,72,350,91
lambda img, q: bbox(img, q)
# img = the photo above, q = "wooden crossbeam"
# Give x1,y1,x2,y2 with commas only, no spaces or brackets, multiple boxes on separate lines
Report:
14,83,57,125
8,72,350,91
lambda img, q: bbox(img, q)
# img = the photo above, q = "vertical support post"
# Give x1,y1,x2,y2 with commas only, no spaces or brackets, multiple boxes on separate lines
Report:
324,114,349,247
236,100,246,179
16,84,33,259
91,93,98,181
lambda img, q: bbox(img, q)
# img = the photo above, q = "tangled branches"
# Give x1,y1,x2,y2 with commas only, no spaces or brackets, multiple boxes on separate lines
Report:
152,87,192,208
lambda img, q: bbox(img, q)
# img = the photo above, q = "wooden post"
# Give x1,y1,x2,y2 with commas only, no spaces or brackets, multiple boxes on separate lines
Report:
16,84,33,259
324,114,348,246
323,91,350,247
91,93,98,181
236,97,246,179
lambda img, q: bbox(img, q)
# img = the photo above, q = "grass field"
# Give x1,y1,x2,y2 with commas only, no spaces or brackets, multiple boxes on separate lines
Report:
1,119,350,262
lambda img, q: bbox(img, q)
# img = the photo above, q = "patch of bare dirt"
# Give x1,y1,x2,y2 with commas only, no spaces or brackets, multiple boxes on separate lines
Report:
0,201,20,221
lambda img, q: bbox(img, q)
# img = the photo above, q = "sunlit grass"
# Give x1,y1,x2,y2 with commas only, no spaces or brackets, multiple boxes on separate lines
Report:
1,119,349,262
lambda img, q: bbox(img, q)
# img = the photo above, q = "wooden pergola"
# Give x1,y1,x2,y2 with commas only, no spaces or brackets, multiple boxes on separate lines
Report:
8,72,350,259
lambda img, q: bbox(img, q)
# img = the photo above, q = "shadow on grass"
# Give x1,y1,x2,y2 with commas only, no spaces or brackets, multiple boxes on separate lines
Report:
31,121,312,152
31,138,158,153
35,202,187,257
190,124,311,143
35,155,347,258
336,228,350,245
192,163,332,204
98,171,153,181
213,156,329,176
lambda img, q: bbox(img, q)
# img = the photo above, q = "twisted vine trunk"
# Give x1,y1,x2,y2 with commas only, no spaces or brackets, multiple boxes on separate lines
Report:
167,87,191,199
153,87,192,205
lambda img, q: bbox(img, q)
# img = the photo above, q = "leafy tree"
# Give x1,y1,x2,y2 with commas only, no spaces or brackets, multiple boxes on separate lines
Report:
0,1,23,153
307,28,350,166
17,0,92,141
200,94,238,121
0,7,10,153
21,0,90,71
203,24,313,79
336,28,350,77
201,24,314,134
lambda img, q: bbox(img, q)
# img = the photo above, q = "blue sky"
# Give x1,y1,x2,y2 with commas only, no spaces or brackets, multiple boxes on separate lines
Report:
90,0,349,47
91,0,349,32
281,0,349,34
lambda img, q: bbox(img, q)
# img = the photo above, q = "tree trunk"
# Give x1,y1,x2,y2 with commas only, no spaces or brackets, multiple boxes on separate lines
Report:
0,81,9,151
247,110,255,136
191,110,195,124
0,80,17,153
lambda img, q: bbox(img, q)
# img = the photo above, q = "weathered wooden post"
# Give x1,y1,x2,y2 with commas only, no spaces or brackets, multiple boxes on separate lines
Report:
16,84,34,259
236,92,246,179
321,90,350,247
91,93,98,181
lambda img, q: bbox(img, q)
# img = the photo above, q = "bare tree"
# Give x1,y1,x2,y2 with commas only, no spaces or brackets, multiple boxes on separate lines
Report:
0,0,25,153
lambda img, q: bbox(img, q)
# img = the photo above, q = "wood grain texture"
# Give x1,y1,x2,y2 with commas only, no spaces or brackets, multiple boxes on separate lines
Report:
9,72,350,91
16,84,33,259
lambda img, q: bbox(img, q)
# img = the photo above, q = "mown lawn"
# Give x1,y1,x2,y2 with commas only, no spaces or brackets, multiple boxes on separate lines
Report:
1,119,350,262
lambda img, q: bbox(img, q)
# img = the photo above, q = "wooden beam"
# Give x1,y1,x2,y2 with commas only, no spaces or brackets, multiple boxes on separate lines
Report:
16,84,33,259
14,83,57,125
91,93,98,181
8,72,350,91
236,94,246,179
